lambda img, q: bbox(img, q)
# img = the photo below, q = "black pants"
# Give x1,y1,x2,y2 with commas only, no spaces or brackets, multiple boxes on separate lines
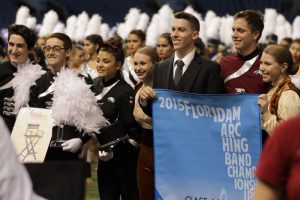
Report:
97,143,139,200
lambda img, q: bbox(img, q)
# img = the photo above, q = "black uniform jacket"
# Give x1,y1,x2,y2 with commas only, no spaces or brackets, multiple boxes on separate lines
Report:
92,74,141,151
0,61,17,131
142,52,225,115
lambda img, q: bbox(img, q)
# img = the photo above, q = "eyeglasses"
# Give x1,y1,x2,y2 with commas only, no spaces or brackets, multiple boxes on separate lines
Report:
43,46,65,53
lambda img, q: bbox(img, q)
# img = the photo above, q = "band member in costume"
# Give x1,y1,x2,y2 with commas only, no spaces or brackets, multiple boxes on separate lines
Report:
81,34,103,80
0,24,45,132
156,33,174,61
258,45,300,134
123,29,146,88
93,37,141,200
29,33,106,160
220,10,269,94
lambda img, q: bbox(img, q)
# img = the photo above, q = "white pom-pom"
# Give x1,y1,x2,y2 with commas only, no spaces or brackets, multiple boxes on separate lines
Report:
52,21,65,33
13,61,46,114
74,11,89,42
100,23,110,41
206,17,221,40
205,10,217,27
199,20,207,44
220,16,233,46
292,16,300,39
136,13,150,32
52,68,107,133
65,15,77,41
158,5,174,35
26,17,37,30
262,8,277,41
85,14,102,37
39,10,59,37
15,6,30,25
184,5,203,22
146,14,159,47
117,8,141,39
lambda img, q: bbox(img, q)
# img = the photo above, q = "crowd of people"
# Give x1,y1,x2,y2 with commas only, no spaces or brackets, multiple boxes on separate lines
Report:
0,8,300,200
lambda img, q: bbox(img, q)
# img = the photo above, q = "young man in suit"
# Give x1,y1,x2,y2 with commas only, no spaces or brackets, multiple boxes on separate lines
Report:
220,10,269,94
139,11,224,109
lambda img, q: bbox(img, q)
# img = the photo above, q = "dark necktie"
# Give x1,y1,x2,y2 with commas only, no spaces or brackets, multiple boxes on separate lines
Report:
174,59,185,85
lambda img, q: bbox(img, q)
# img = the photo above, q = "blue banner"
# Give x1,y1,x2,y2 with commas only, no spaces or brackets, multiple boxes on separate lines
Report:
153,89,261,200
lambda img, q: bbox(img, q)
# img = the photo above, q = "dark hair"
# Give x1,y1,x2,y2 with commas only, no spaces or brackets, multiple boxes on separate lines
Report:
292,38,300,45
281,37,293,44
85,34,104,53
194,37,205,56
174,12,200,32
0,46,7,58
29,46,48,70
129,29,146,42
159,33,173,48
8,24,37,50
234,10,264,42
100,37,125,66
207,38,220,48
264,45,294,75
266,34,278,44
48,33,72,50
136,46,159,65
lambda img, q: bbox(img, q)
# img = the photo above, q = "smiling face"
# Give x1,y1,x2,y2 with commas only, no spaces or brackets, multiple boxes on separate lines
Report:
44,37,70,70
231,18,259,56
133,52,155,82
8,34,29,66
171,18,198,58
96,50,121,81
259,52,287,84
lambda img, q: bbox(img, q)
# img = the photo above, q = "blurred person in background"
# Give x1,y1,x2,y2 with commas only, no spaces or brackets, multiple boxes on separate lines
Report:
206,38,220,61
290,39,300,89
156,32,174,61
36,36,48,49
68,42,85,73
279,37,293,49
81,34,103,80
0,45,8,62
29,46,48,71
123,29,146,88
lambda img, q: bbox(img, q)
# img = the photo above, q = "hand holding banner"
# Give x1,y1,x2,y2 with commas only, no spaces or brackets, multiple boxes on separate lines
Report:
153,89,261,200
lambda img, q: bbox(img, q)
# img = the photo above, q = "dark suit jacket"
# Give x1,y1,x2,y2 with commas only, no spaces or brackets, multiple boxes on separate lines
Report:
153,52,224,93
142,52,224,115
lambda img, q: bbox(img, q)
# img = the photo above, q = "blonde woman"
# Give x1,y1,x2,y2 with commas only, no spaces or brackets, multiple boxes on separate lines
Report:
133,47,159,200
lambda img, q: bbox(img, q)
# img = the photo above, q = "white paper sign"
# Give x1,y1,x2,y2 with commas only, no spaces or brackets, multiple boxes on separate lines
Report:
11,107,53,163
